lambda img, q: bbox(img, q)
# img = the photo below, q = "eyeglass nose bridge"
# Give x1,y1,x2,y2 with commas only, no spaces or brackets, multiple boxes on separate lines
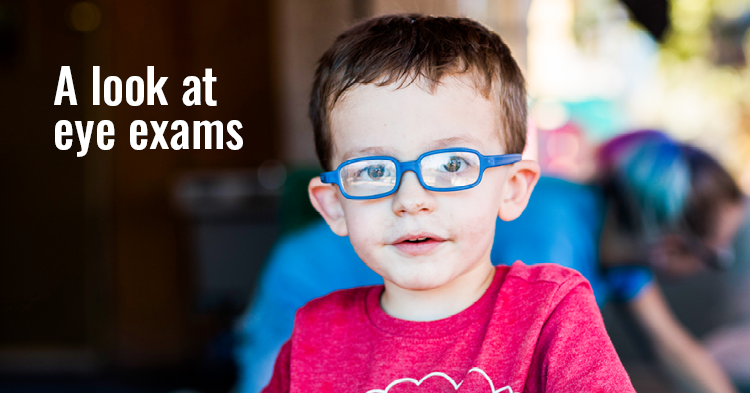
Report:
394,160,424,189
397,160,420,175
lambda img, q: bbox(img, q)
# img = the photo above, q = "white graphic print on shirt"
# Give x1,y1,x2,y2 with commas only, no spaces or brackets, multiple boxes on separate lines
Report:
366,367,514,393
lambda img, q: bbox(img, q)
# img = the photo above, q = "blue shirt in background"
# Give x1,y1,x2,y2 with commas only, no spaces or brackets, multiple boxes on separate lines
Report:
234,176,653,393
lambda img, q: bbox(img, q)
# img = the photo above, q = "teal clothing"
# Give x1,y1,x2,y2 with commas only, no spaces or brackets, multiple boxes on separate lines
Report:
235,176,653,393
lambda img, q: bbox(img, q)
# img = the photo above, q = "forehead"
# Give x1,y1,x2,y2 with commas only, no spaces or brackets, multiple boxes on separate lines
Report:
328,75,503,164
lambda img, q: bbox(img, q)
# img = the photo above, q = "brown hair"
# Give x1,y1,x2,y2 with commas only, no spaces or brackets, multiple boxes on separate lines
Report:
309,14,527,170
682,145,744,239
598,132,744,242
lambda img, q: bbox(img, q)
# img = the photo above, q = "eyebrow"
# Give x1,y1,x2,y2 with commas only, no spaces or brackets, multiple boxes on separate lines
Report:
341,146,393,161
428,135,486,151
339,135,489,162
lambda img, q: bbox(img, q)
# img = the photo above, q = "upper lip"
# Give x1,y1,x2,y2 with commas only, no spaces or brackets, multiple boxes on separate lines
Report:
392,232,446,244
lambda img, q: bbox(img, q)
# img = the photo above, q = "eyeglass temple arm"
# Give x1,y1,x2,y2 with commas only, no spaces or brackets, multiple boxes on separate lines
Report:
487,154,522,167
320,171,337,184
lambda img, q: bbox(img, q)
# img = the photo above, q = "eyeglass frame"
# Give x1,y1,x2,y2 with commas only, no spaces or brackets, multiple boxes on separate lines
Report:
319,147,522,200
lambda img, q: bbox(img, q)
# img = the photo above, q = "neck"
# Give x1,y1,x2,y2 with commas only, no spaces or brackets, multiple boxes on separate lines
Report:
379,259,496,322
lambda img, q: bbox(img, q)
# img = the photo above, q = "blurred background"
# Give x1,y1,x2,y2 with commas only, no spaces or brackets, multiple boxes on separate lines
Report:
1,0,749,392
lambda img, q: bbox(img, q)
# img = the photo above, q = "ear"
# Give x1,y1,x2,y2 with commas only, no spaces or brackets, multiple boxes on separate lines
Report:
498,160,541,222
308,177,348,236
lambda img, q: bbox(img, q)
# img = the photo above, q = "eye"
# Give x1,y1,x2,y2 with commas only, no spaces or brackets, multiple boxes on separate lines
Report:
442,156,465,173
367,165,386,179
355,163,392,181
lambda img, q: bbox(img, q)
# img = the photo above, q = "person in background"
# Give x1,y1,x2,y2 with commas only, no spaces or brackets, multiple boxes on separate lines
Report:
235,129,746,393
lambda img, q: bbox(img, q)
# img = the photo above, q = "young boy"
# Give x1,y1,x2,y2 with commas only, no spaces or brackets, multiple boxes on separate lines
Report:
263,14,635,392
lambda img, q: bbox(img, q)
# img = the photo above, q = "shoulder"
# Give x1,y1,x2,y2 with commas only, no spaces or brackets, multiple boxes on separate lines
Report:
294,285,377,327
263,221,359,280
530,177,604,212
258,221,382,305
500,262,593,307
511,177,604,235
533,176,596,198
504,261,588,286
257,221,346,290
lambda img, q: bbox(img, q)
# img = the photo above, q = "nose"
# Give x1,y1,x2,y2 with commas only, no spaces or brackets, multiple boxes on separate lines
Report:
391,170,435,216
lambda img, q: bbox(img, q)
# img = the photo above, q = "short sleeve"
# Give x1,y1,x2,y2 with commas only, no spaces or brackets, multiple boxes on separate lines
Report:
261,340,291,393
604,266,654,302
526,280,636,393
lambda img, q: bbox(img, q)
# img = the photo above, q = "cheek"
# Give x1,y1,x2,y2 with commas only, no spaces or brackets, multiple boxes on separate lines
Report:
340,201,389,248
450,187,503,245
467,171,505,218
713,205,746,248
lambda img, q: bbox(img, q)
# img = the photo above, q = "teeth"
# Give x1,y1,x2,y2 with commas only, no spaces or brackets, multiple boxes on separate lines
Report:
406,237,428,242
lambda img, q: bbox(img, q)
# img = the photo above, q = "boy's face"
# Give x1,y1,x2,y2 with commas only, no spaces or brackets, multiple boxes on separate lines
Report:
312,76,538,291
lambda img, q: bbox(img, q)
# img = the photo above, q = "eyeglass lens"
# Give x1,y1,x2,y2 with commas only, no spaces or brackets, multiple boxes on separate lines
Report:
339,151,482,197
340,159,398,197
420,151,481,188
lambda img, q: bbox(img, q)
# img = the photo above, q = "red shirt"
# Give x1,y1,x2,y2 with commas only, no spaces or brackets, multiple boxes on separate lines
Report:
263,262,635,393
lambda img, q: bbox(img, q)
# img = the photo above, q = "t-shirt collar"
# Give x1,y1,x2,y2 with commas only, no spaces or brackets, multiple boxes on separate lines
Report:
364,266,506,339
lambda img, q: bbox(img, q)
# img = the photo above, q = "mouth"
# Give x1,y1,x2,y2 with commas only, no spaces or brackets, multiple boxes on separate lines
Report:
391,233,446,256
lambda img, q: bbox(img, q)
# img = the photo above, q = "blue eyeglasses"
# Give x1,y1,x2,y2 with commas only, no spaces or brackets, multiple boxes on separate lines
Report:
320,148,522,200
